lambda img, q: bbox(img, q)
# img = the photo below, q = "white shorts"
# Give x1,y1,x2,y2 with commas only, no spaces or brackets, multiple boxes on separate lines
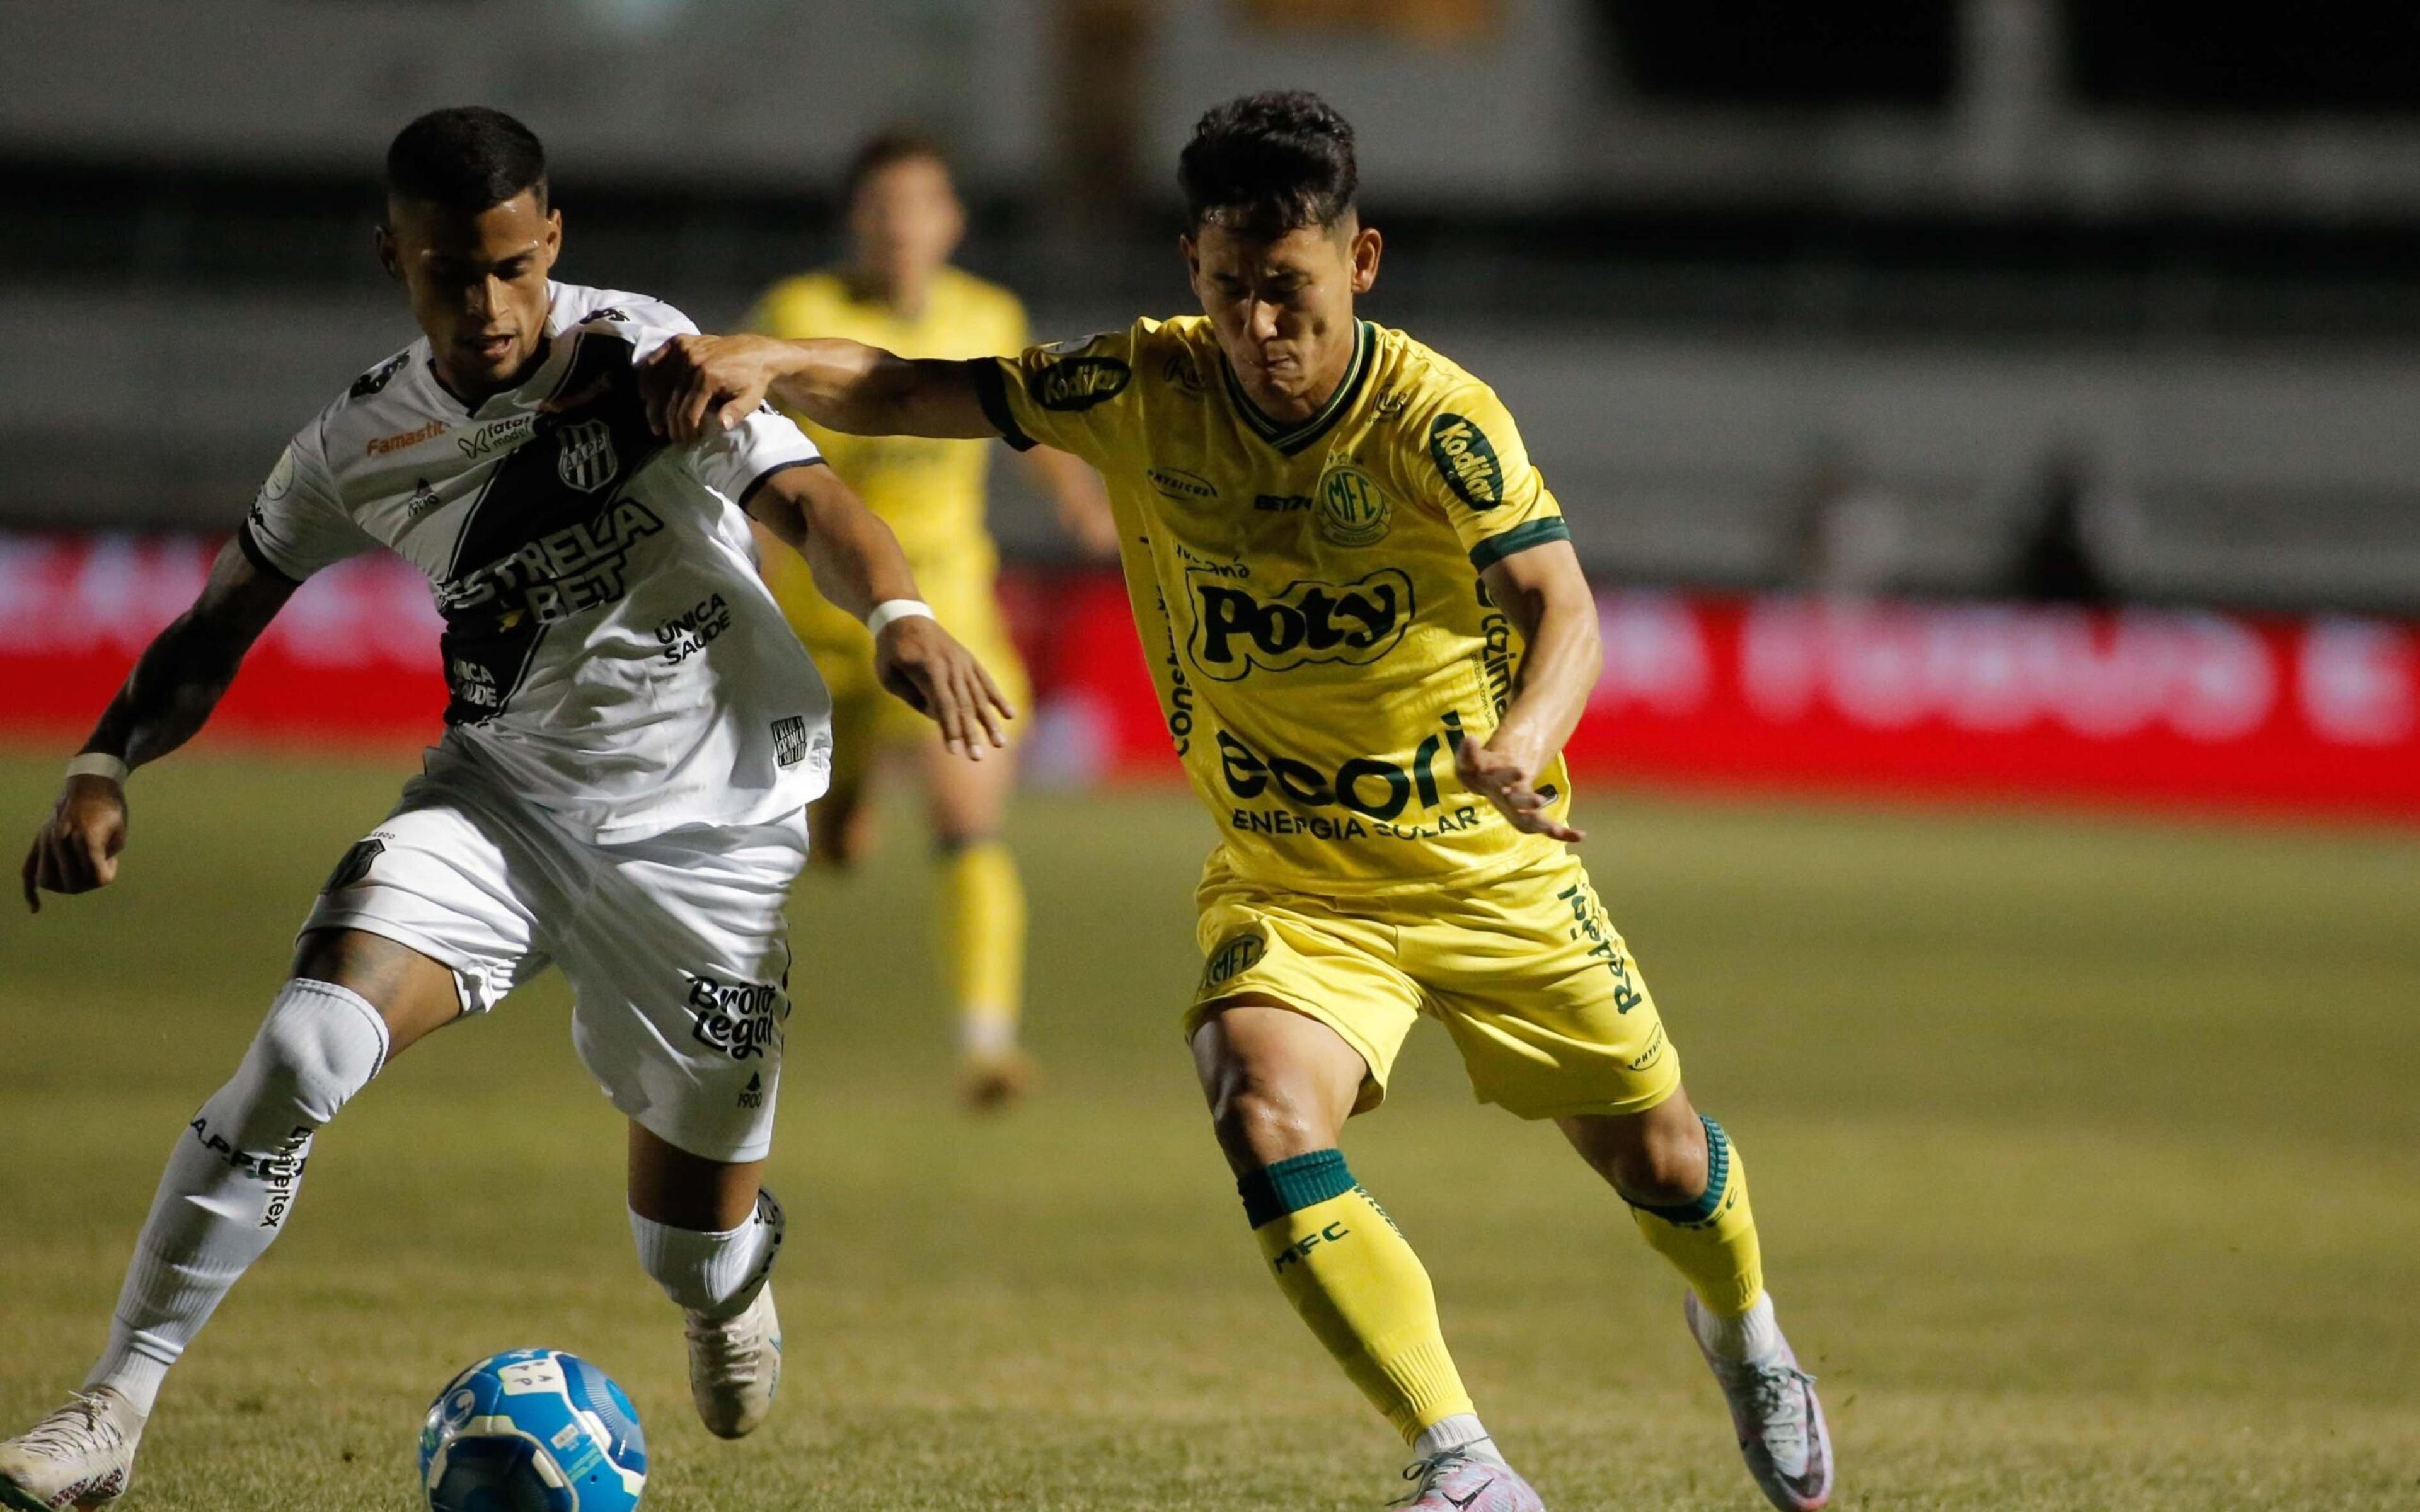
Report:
303,752,808,1164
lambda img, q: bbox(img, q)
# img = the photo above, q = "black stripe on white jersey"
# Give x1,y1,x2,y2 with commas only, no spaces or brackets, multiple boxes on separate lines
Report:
433,333,670,725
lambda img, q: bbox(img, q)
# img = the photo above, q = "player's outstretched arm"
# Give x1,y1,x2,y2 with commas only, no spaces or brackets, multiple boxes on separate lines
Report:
641,334,996,445
1460,539,1603,845
21,538,297,912
744,461,1014,761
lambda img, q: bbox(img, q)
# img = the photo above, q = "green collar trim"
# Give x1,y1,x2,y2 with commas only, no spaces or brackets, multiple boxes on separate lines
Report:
1222,321,1374,456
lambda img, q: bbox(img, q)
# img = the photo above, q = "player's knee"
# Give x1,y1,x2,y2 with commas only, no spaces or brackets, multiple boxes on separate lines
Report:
1610,1121,1709,1208
242,979,391,1128
1209,1080,1330,1169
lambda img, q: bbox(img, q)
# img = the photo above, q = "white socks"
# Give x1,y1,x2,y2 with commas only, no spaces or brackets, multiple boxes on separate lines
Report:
631,1191,784,1320
1693,1290,1785,1365
84,979,390,1415
1414,1412,1506,1467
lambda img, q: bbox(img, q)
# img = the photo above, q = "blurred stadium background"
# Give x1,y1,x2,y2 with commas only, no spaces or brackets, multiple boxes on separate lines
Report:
3,5,2417,1510
3,0,2418,812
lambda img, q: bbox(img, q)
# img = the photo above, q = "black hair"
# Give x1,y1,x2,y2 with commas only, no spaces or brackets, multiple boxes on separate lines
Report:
844,126,954,203
384,106,548,214
1177,90,1357,232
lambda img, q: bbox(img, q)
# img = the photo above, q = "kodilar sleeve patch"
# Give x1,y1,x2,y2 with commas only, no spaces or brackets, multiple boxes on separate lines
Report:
1028,355,1131,412
1427,411,1504,508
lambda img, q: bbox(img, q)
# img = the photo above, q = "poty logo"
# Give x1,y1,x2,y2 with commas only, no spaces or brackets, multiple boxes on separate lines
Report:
1188,568,1414,682
682,971,787,1060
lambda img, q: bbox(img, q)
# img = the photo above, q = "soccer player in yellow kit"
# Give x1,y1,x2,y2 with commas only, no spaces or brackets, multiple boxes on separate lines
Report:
743,132,1112,1106
642,93,1833,1512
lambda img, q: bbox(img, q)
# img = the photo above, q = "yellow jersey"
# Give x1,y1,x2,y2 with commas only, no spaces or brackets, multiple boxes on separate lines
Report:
975,316,1577,890
746,266,1030,583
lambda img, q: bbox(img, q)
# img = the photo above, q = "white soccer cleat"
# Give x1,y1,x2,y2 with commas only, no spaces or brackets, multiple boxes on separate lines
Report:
0,1389,146,1511
1391,1449,1547,1512
1685,1293,1835,1511
685,1283,782,1439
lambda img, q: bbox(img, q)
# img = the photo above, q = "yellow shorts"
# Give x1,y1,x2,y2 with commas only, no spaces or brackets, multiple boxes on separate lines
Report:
787,563,1032,793
1186,849,1681,1121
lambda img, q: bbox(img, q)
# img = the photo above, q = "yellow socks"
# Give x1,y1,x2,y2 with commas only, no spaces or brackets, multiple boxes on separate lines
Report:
1240,1150,1474,1443
1628,1115,1766,1320
938,839,1025,1050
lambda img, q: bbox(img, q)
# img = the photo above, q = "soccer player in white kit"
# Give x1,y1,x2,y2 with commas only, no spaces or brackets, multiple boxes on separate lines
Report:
2,107,1013,1511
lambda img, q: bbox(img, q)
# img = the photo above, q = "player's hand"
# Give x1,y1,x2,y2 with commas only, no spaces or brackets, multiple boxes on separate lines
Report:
21,773,129,914
1454,724,1584,844
638,334,790,444
874,616,1017,761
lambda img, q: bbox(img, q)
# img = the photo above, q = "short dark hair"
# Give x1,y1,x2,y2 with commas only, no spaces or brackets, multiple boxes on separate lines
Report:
385,106,548,214
1178,91,1357,232
844,127,954,203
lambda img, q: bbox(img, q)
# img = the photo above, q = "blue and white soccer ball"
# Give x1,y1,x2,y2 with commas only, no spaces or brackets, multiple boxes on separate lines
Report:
418,1349,647,1512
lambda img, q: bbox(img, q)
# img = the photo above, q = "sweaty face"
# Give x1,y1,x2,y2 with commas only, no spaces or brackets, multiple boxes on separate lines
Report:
381,190,561,398
1185,218,1377,415
848,156,964,297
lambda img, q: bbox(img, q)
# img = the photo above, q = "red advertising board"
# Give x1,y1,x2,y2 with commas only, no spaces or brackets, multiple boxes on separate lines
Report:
6,534,2416,822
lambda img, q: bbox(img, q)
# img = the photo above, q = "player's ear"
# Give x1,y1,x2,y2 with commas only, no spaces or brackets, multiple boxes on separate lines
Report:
374,224,403,285
1179,234,1200,283
540,206,564,270
1349,225,1382,296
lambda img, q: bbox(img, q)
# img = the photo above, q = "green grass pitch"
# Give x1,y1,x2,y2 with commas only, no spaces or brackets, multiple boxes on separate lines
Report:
2,752,2416,1510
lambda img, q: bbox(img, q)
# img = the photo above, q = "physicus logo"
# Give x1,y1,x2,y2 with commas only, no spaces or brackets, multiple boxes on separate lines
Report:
1148,466,1218,501
1187,567,1414,681
1428,412,1504,508
555,419,619,494
1315,463,1392,547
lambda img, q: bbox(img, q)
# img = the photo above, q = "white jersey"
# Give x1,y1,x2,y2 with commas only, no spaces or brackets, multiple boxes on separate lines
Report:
243,282,834,842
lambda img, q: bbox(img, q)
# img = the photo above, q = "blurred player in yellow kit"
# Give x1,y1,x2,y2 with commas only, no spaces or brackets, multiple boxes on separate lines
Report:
643,93,1832,1512
744,131,1112,1108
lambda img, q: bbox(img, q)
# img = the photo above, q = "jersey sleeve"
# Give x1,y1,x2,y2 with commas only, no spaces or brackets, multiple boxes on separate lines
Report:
968,323,1142,466
239,423,372,582
610,295,826,508
688,403,827,510
1413,382,1571,573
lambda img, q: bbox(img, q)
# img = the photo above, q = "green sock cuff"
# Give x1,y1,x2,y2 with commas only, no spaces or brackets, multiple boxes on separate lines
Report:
1632,1116,1731,1228
1238,1149,1356,1229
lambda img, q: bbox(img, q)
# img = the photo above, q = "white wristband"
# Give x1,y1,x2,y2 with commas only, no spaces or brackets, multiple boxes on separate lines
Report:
865,598,935,638
65,753,129,786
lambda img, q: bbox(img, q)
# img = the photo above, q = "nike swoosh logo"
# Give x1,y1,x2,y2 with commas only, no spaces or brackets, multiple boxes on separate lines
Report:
1445,1482,1492,1510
